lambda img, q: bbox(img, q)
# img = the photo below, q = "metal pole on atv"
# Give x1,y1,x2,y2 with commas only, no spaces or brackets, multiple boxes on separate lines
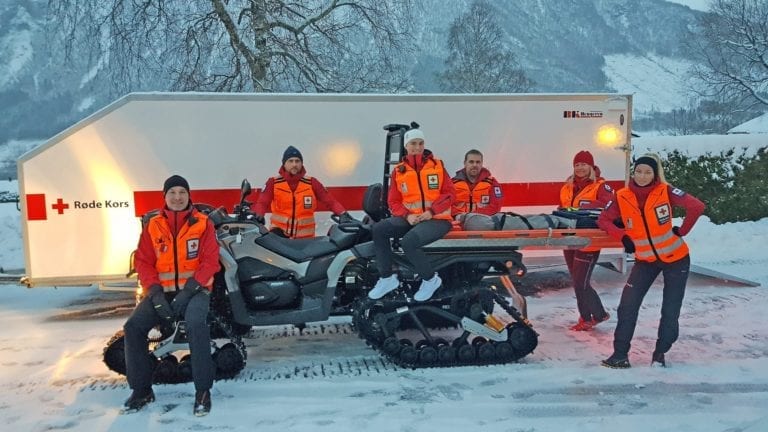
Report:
381,122,418,209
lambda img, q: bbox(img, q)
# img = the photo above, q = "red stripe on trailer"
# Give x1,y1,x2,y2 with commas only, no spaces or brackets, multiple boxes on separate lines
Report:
133,180,625,217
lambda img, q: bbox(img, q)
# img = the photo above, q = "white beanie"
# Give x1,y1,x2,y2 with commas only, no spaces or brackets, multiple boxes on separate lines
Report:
404,128,425,145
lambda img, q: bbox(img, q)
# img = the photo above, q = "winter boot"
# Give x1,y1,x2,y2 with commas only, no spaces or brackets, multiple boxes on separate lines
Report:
193,389,211,417
368,274,400,299
601,353,631,369
414,273,442,302
651,351,666,368
121,388,155,414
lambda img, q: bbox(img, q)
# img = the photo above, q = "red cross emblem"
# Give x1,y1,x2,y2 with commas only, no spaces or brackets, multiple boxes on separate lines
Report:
51,198,70,215
658,207,668,216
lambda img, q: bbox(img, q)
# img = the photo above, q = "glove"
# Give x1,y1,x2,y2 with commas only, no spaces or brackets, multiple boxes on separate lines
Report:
621,235,635,254
339,212,354,223
147,284,175,323
672,226,682,237
253,213,266,224
171,277,206,318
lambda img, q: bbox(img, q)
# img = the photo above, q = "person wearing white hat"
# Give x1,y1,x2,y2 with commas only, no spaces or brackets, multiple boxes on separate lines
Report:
368,127,455,302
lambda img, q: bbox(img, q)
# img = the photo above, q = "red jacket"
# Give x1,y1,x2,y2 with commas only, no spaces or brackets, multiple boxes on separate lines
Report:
387,150,454,218
134,206,219,293
254,166,346,217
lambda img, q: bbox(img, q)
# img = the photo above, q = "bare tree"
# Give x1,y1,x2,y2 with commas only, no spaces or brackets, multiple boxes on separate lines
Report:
690,0,768,107
48,0,416,93
437,0,532,93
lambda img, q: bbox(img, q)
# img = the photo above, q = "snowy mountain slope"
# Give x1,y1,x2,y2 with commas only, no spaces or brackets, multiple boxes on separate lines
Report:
603,54,696,113
666,0,711,11
0,0,706,149
0,6,35,89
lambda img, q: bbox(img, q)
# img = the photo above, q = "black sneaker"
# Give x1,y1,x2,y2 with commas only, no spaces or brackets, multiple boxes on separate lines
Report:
193,389,211,417
121,389,155,414
601,353,631,369
651,351,666,367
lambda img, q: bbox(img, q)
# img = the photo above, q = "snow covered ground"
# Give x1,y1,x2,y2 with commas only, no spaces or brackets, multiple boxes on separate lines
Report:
1,176,767,431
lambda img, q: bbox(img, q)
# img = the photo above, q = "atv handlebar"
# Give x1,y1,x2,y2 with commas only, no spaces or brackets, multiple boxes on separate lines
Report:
331,213,364,233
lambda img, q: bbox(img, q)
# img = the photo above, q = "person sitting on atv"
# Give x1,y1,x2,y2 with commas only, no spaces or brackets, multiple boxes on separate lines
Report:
451,148,503,218
368,127,455,302
254,145,352,238
122,175,219,416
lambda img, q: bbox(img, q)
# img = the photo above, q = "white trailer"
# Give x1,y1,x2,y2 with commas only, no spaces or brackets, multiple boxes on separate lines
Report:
17,93,632,287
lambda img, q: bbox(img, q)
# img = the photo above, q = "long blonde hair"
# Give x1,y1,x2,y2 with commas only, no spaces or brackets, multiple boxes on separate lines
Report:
565,166,597,184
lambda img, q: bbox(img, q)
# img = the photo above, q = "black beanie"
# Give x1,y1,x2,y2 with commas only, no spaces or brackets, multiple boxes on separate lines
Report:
163,175,190,195
634,156,658,177
282,146,303,164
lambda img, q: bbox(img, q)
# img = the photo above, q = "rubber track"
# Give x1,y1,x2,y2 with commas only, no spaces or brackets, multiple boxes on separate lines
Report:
351,286,539,369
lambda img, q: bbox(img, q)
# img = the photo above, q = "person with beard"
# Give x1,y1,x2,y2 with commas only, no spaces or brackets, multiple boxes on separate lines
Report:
122,175,219,416
451,149,503,217
254,146,351,238
367,127,455,302
598,154,705,369
560,150,614,331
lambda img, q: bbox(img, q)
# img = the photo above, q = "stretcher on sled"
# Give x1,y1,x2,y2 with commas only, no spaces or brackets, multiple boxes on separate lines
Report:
427,228,622,251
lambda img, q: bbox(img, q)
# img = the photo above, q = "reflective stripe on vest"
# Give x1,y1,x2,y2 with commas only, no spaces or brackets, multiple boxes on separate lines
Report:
147,210,210,292
616,184,689,263
393,158,452,220
270,176,317,238
453,179,493,214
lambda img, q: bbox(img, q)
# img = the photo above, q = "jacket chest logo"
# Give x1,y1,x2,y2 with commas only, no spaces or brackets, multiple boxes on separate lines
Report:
655,204,671,225
427,174,439,190
186,238,200,259
303,196,313,209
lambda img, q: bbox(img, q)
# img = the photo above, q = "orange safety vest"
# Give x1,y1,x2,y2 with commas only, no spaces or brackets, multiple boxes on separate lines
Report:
560,180,605,252
270,176,317,238
393,158,452,220
559,180,604,209
453,178,494,214
146,210,210,292
616,184,689,263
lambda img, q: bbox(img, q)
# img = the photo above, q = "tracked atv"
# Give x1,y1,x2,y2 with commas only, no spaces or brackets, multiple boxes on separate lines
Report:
103,122,545,381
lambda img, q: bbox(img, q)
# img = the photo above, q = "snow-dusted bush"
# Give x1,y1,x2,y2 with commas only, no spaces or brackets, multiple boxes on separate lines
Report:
662,147,768,223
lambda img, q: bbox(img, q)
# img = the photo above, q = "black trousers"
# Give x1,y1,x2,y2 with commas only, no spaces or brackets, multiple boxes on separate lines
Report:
613,255,690,357
372,217,452,280
564,249,607,321
124,291,214,392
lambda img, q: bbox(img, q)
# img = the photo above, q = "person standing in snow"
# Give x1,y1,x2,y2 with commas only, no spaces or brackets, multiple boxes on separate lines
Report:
559,150,613,331
254,145,352,238
451,149,503,217
368,127,455,302
598,154,705,368
122,175,219,416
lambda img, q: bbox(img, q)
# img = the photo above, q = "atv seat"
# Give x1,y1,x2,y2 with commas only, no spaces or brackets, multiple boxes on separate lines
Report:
255,232,339,262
